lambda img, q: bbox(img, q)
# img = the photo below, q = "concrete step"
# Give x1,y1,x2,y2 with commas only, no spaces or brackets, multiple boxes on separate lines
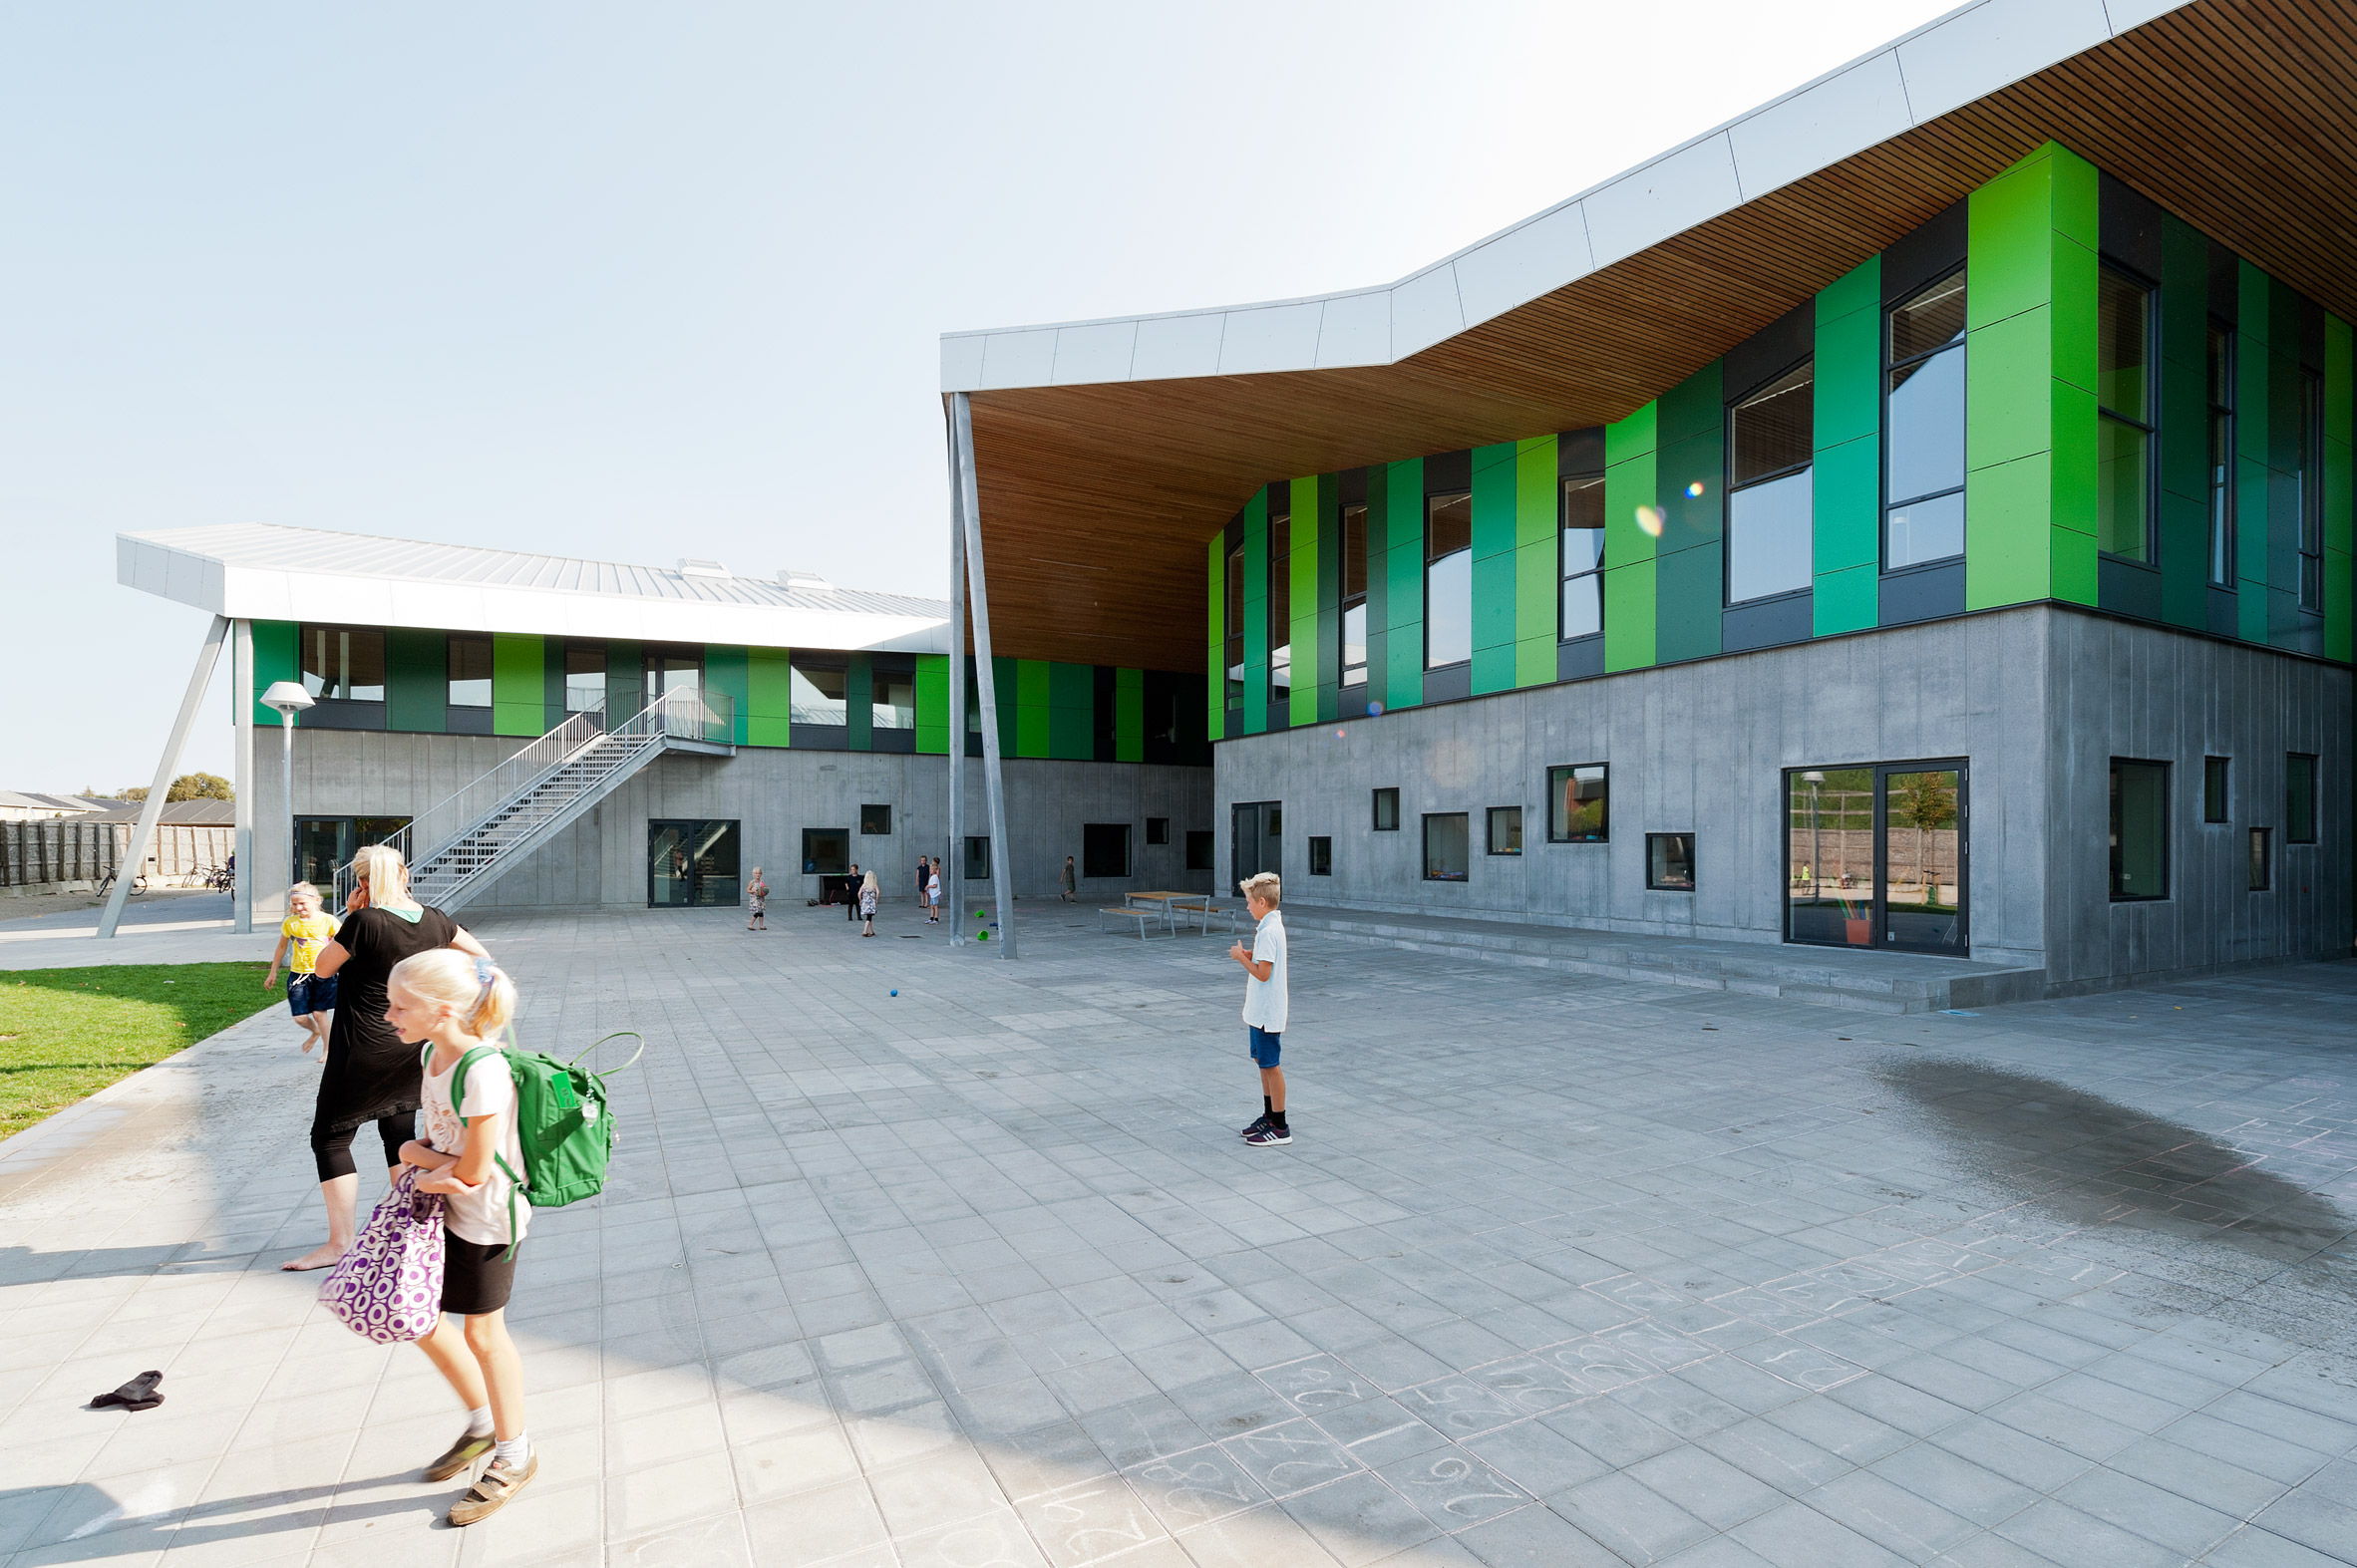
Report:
1279,904,2045,1015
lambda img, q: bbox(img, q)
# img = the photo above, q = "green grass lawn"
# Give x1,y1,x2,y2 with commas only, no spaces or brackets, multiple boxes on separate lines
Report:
0,963,282,1139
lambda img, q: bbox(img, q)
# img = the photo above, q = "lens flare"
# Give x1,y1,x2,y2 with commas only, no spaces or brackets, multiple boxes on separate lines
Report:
1686,481,1705,498
1368,701,1385,718
1636,505,1665,537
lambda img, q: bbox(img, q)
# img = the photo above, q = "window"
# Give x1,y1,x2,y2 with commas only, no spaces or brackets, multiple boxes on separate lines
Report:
872,675,915,731
300,625,387,703
1308,836,1332,876
2109,759,2169,900
2287,754,2318,843
2097,267,2155,562
1646,833,1695,891
645,647,701,702
2299,370,2324,612
1340,502,1369,687
859,803,891,836
1425,492,1473,668
1423,813,1470,881
650,820,741,907
1083,822,1133,879
1146,817,1170,846
789,661,846,726
1224,541,1246,707
1269,512,1291,704
1884,269,1967,568
1487,806,1522,856
447,635,493,710
1184,829,1214,872
2207,324,2236,586
962,835,991,881
1267,804,1281,837
1546,765,1607,843
1558,474,1606,639
292,815,409,888
1727,361,1815,602
1372,787,1400,831
2249,827,2272,890
801,827,848,876
2203,757,2230,823
563,643,606,716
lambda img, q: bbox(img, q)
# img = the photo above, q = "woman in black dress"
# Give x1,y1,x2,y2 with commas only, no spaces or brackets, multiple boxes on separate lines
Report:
283,843,491,1272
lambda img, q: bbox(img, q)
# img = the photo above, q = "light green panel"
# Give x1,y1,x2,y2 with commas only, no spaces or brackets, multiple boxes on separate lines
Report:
1290,473,1322,725
492,633,544,738
1240,489,1268,734
1471,443,1518,695
1206,532,1225,743
1384,459,1425,709
1967,455,2056,607
702,644,750,746
1015,658,1051,757
1602,404,1658,672
1115,666,1145,763
1514,438,1557,687
912,654,947,755
250,620,298,728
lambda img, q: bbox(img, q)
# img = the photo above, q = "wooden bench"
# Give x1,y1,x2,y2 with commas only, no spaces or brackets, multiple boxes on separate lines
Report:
1180,898,1239,936
1099,906,1160,941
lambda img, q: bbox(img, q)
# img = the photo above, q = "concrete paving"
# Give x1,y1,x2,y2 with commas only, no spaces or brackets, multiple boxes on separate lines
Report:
0,898,2352,1566
0,893,275,973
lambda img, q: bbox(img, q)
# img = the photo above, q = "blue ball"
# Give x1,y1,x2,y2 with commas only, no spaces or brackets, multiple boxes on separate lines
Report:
889,990,898,997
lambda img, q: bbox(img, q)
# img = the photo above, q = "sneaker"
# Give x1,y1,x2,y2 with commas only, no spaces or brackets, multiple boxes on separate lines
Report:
1243,1123,1292,1146
422,1427,495,1482
448,1452,537,1526
1240,1114,1270,1138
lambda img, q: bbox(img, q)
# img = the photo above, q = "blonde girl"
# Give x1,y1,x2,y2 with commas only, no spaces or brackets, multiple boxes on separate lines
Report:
265,882,340,1056
383,947,537,1526
858,868,879,936
747,866,769,932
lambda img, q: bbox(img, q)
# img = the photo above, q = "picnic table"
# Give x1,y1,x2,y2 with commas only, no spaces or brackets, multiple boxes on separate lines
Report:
1125,890,1213,934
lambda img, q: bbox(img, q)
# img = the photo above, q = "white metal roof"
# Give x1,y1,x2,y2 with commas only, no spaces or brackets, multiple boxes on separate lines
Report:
940,0,2189,392
118,523,952,654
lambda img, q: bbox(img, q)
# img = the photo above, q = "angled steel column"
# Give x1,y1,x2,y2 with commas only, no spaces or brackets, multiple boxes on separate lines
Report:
231,617,254,933
945,407,968,947
101,614,229,939
951,392,1016,958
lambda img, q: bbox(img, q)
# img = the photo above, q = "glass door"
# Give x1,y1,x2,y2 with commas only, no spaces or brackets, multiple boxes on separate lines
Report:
648,819,741,907
1786,762,1966,955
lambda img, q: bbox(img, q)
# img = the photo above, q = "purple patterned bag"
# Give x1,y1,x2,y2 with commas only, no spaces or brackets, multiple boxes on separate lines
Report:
317,1164,447,1344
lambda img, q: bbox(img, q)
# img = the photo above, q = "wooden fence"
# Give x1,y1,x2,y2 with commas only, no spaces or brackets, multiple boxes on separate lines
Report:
0,821,237,889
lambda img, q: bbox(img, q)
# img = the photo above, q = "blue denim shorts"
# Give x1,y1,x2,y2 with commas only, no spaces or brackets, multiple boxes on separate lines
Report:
288,974,337,1017
1247,1026,1281,1068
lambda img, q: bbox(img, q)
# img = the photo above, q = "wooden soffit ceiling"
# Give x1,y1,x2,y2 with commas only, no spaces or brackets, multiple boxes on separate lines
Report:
966,0,2357,673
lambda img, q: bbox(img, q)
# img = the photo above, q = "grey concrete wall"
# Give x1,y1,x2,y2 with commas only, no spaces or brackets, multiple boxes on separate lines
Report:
248,737,1212,920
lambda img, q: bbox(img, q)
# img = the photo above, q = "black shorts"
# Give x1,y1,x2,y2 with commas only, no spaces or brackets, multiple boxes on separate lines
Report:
441,1232,516,1316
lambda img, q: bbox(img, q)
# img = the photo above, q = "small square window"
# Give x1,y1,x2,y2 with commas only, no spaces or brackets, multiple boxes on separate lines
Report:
962,835,991,881
1372,788,1400,831
2287,754,2318,843
2249,827,2271,890
2202,758,2229,823
1487,807,1522,856
1646,832,1694,891
1547,764,1607,842
858,803,891,836
1146,817,1171,846
1308,836,1332,876
1183,830,1214,872
801,827,848,876
1423,813,1469,881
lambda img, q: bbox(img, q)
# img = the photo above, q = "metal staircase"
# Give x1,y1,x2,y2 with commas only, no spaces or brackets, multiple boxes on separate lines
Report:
334,689,735,915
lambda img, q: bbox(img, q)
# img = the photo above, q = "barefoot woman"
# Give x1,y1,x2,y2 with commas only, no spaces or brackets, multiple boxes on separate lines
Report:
283,843,491,1272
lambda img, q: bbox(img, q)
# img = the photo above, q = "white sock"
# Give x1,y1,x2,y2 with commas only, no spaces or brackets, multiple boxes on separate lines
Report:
493,1431,531,1467
465,1406,493,1437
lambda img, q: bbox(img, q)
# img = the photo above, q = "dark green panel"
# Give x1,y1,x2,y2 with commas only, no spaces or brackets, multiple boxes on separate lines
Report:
541,640,564,730
386,628,446,734
606,639,642,720
1049,660,1093,760
1363,467,1389,707
995,656,1018,756
1659,358,1724,445
1317,472,1341,722
2270,340,2300,479
1654,545,1724,663
1657,429,1724,553
846,652,873,750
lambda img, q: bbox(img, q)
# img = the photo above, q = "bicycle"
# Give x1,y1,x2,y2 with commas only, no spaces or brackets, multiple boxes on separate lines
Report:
96,867,149,898
198,863,235,892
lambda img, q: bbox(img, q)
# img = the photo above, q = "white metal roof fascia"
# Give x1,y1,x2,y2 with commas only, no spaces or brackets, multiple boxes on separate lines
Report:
940,0,2193,393
117,531,953,655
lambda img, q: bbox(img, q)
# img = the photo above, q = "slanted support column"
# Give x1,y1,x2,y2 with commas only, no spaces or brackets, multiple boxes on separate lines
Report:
951,392,1016,959
232,617,254,933
946,411,969,947
102,614,230,939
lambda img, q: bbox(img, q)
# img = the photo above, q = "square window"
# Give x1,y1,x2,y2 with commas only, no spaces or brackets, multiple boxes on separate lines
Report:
1146,817,1171,846
2202,758,2229,823
1308,836,1332,876
300,625,388,704
2287,754,2318,843
2249,826,2272,890
1546,764,1607,843
1422,813,1469,881
447,635,494,710
1372,787,1400,832
800,827,848,877
1183,829,1214,872
1646,833,1695,891
1083,822,1132,879
962,835,991,881
858,803,891,836
1487,806,1522,856
2109,759,2169,900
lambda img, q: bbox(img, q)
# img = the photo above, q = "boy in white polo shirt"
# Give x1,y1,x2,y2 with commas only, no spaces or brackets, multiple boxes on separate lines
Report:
1228,871,1291,1146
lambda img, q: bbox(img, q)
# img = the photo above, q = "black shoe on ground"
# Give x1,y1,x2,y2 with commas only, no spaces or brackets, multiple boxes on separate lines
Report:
1244,1123,1292,1146
1240,1113,1269,1138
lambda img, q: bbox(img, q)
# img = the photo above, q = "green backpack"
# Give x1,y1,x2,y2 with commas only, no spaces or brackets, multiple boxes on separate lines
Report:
434,1030,643,1259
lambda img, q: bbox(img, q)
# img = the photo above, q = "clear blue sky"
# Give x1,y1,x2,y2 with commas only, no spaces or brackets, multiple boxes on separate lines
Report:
0,0,1950,790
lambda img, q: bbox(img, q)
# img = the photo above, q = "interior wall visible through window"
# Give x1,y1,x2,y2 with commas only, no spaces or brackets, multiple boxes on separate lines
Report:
1424,492,1473,669
1559,475,1605,638
1727,361,1815,603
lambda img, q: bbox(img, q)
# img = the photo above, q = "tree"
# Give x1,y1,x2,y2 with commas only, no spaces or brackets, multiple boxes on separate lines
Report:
118,785,149,804
167,774,232,802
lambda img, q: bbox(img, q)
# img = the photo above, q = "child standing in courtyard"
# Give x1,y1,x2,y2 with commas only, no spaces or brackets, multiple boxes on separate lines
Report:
926,857,942,923
1229,871,1290,1146
384,949,539,1525
264,882,340,1057
858,869,879,936
747,867,769,932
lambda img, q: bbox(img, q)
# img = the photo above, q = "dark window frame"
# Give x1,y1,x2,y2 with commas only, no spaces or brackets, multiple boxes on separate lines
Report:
649,818,743,908
1371,787,1400,831
1145,817,1171,846
1545,763,1609,844
1223,539,1246,709
2206,321,2236,588
1486,806,1522,856
2109,757,2171,902
1308,835,1333,876
1558,472,1606,642
1082,822,1134,880
298,623,389,705
1646,832,1696,891
800,825,849,877
787,655,848,729
446,634,494,711
1183,829,1214,872
1724,356,1817,607
1339,501,1370,689
1881,266,1968,573
858,803,892,836
2287,753,2319,844
2202,757,2230,824
962,834,991,881
562,640,607,717
1422,811,1471,882
1423,490,1474,672
1268,510,1293,705
2096,261,2160,566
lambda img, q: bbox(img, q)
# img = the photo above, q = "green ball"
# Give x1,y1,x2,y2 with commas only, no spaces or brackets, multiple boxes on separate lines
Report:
976,928,990,941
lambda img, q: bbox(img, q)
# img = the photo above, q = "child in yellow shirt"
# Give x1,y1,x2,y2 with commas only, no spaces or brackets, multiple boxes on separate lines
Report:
265,882,342,1056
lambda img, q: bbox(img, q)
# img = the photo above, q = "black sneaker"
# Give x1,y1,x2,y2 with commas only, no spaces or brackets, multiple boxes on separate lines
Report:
1240,1114,1270,1139
1244,1123,1292,1146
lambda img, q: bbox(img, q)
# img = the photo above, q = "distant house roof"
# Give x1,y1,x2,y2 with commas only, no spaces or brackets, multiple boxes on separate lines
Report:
118,523,952,654
85,799,237,825
0,791,114,815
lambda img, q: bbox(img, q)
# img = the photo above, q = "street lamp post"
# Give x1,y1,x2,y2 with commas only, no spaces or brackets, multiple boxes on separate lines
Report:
260,681,313,901
1801,772,1825,900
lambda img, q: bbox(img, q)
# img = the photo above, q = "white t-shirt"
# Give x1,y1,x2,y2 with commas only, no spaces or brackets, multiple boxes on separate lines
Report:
1240,909,1288,1034
421,1044,531,1247
927,872,941,901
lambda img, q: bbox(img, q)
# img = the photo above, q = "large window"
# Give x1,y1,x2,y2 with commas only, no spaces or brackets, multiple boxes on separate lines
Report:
1083,822,1133,880
2097,267,2155,562
1785,765,1964,953
1646,833,1695,891
1487,807,1522,856
293,815,409,889
872,672,914,731
1727,361,1815,602
2109,759,2169,900
1423,812,1470,881
1546,764,1607,843
563,642,606,717
1184,829,1214,872
1425,492,1473,669
1224,541,1246,707
300,625,387,704
1340,502,1369,688
651,819,741,908
2207,324,2236,587
2203,757,2230,823
2287,754,2318,843
2299,370,2324,612
1372,787,1400,831
1884,269,1967,568
801,826,848,876
963,834,992,881
1560,474,1605,638
1268,512,1291,705
790,660,846,726
447,635,493,710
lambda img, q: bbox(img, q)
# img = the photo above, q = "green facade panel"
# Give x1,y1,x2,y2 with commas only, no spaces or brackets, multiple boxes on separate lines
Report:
745,648,791,751
703,644,751,746
1384,459,1425,709
912,653,948,755
251,620,298,728
1814,257,1881,638
1290,472,1324,726
1240,489,1268,733
1603,405,1658,672
2327,314,2354,663
1514,437,1557,687
1471,442,1518,695
1206,532,1225,742
1115,666,1145,763
1049,660,1093,760
492,633,543,738
844,653,872,751
386,628,446,735
1015,659,1051,757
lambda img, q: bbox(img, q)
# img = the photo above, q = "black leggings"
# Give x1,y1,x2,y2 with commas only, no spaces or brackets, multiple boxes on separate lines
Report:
312,1114,411,1182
